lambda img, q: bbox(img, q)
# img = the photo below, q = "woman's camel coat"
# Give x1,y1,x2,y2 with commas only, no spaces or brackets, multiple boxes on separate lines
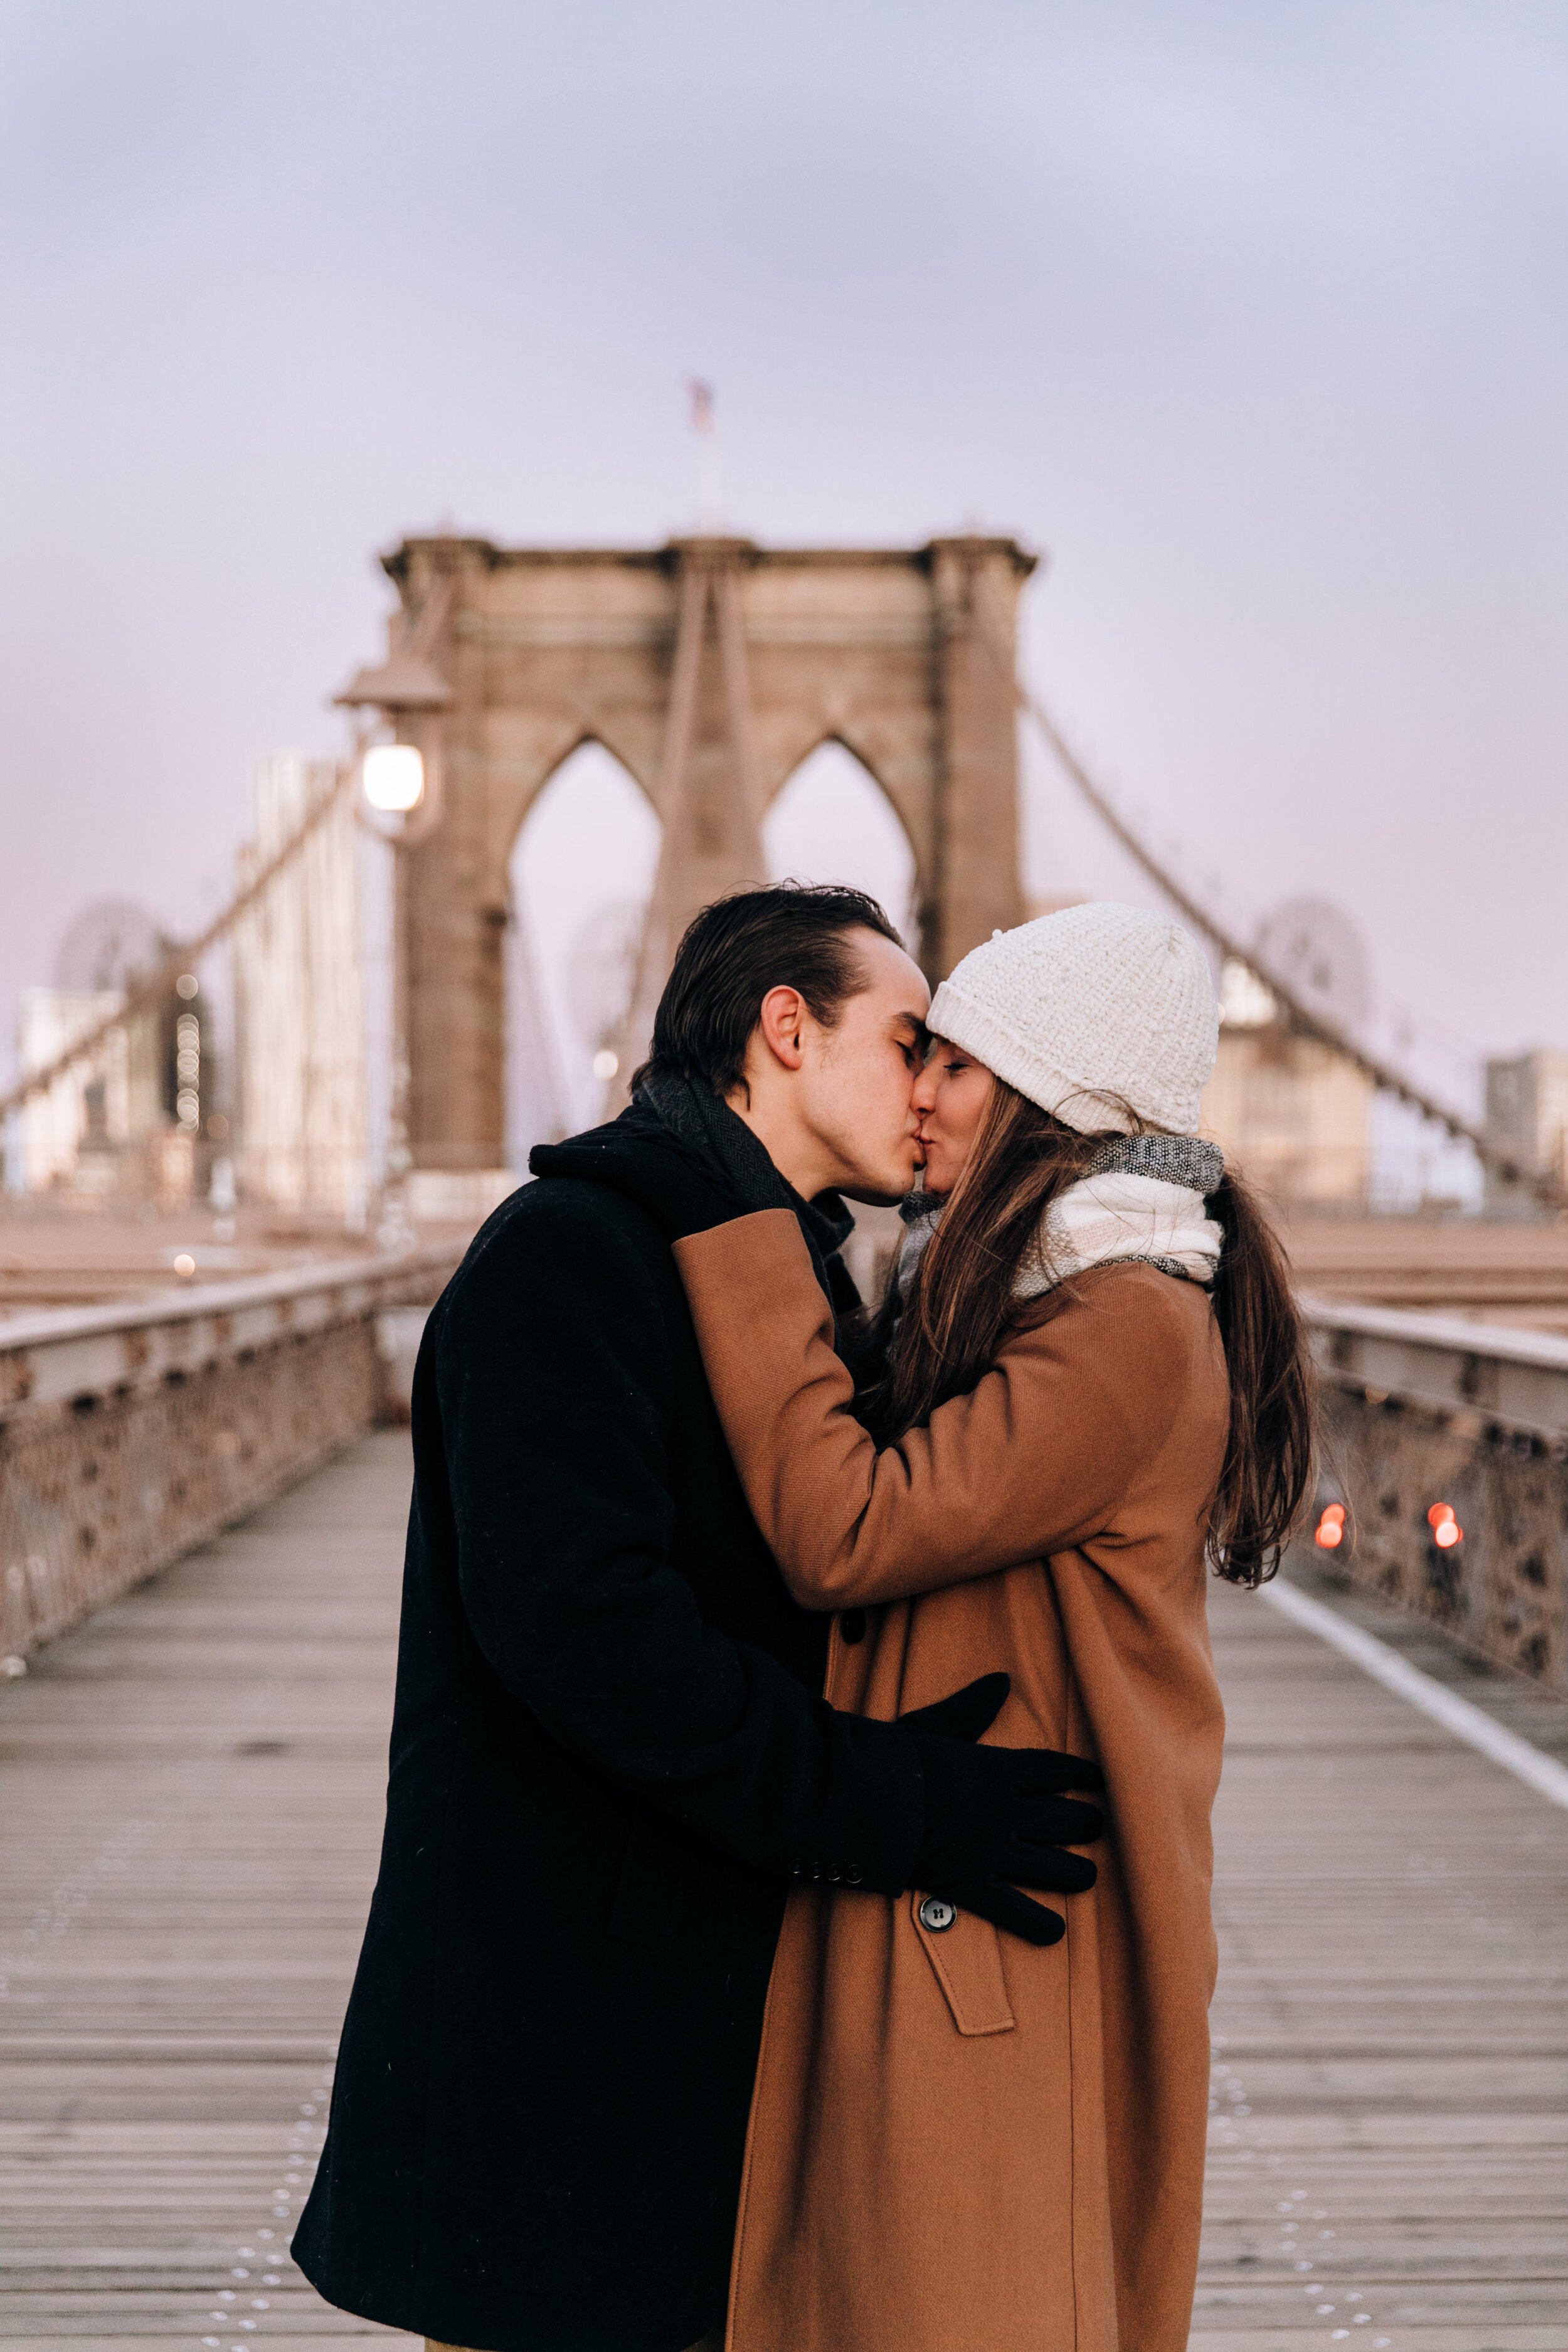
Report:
672,1211,1233,2352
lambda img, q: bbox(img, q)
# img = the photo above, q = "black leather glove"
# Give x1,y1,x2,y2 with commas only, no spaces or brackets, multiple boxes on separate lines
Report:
904,1673,1104,1948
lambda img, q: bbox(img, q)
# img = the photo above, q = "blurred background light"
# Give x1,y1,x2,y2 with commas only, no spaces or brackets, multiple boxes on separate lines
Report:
362,745,424,814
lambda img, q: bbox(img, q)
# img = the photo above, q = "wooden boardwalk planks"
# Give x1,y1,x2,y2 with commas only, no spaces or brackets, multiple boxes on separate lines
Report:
0,1433,417,2351
1,1431,1564,2349
1195,1578,1568,2350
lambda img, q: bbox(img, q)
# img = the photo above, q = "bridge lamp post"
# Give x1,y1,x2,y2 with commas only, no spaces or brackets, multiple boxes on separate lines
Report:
336,647,452,838
334,650,454,1238
361,742,425,815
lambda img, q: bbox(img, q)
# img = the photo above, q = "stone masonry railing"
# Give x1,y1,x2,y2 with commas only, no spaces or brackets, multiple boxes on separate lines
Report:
3,1255,1562,1694
0,1248,458,1666
1303,1296,1568,1692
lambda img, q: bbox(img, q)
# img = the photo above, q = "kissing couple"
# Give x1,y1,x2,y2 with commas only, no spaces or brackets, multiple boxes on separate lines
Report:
294,884,1314,2352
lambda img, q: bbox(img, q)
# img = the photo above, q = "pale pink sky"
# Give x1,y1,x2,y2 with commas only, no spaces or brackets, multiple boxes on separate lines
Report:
3,0,1564,1109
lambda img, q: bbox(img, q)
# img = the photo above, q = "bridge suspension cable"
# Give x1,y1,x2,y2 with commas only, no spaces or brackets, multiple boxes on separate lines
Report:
0,762,357,1126
990,630,1564,1215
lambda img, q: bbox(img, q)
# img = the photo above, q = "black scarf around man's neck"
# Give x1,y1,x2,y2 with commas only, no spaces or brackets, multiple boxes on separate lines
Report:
635,1066,854,1306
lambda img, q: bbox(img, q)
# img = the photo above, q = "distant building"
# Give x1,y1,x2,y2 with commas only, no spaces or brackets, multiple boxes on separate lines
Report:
1201,959,1373,1207
8,890,210,1205
231,753,370,1226
17,988,133,1193
1485,1050,1568,1211
14,986,186,1199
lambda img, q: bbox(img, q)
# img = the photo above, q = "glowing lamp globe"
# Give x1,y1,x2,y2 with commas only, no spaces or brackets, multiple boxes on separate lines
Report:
363,744,425,814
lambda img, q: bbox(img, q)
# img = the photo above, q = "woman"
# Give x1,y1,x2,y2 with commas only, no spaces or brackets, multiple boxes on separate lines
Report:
669,902,1315,2352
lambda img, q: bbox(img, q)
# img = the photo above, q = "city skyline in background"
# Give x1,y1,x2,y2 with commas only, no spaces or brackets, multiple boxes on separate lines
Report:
4,1,1565,1126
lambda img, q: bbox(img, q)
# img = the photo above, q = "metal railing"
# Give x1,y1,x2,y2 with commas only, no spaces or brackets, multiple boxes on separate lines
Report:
1300,1296,1568,1690
0,1246,458,1665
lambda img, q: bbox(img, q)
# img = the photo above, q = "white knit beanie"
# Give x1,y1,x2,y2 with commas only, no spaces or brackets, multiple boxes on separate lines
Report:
926,901,1219,1136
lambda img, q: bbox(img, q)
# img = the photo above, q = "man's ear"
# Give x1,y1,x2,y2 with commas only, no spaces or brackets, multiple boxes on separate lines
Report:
755,985,808,1071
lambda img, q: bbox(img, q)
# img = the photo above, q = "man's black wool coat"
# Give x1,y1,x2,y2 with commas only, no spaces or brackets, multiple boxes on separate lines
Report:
292,1126,928,2352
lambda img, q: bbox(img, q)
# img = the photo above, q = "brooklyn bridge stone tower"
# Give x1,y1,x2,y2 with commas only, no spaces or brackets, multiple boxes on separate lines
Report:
341,531,1035,1171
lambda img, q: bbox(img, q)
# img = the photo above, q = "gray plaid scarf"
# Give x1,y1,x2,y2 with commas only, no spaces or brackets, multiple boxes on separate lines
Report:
898,1131,1225,1300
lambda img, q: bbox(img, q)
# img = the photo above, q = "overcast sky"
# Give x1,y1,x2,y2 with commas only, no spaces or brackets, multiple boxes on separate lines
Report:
3,0,1564,1108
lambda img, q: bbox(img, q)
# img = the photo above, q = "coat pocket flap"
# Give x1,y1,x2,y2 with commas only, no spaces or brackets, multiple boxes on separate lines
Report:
911,1893,1016,2036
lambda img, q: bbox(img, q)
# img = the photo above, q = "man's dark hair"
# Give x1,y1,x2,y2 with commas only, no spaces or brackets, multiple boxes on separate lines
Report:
634,882,906,1099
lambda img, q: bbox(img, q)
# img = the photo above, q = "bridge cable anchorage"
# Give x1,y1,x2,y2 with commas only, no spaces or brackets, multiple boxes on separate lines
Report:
973,615,1565,1216
0,759,360,1127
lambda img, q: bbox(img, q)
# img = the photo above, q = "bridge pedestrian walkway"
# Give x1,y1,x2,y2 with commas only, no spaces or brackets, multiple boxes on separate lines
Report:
1,1434,1564,2352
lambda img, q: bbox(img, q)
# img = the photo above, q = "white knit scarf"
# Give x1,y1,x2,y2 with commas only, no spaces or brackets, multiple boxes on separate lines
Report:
898,1134,1225,1303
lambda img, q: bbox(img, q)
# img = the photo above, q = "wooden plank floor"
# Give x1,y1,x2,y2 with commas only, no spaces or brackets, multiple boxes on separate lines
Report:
1198,1576,1568,2351
2,1433,1565,2351
0,1433,418,2352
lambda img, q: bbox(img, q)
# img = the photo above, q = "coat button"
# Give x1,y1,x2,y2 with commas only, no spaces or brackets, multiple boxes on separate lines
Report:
840,1609,867,1645
918,1895,957,1933
845,1864,863,1885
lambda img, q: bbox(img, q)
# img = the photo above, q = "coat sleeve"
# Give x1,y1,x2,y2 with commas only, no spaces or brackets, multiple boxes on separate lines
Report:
672,1209,1195,1609
434,1189,925,1895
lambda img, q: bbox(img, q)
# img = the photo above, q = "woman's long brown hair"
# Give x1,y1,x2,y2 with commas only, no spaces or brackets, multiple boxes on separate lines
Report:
864,1079,1316,1586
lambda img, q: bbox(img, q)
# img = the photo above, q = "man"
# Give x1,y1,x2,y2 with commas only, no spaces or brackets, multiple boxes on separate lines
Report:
294,884,1103,2352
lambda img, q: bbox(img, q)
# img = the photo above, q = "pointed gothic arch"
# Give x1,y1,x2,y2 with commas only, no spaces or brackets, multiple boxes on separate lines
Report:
763,737,918,948
506,739,660,1150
